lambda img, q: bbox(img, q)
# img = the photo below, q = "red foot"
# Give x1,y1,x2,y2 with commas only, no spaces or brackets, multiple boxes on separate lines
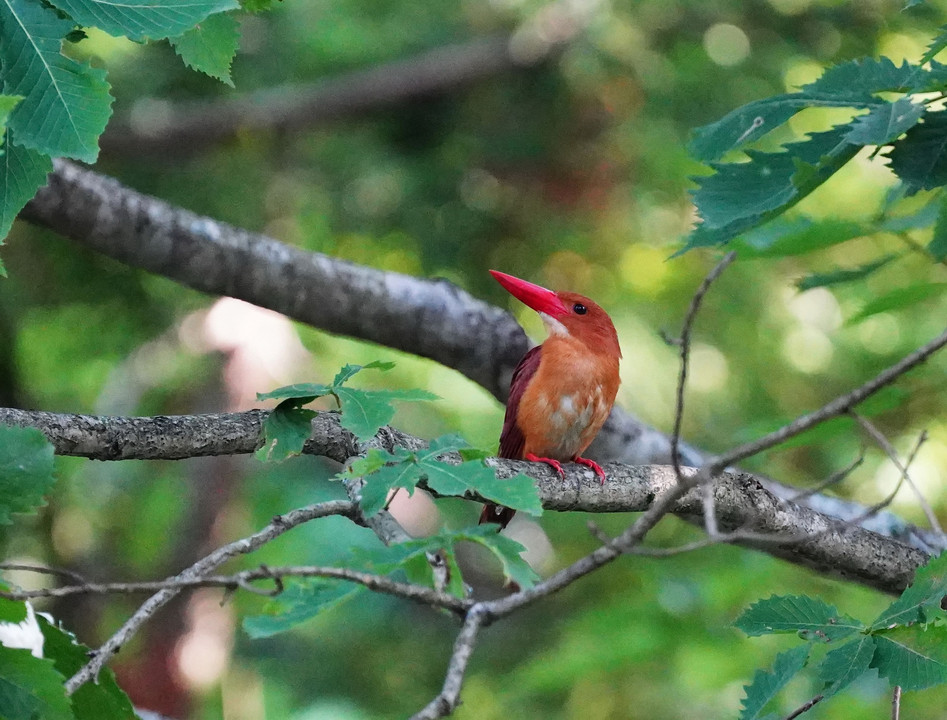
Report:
574,456,607,484
525,453,565,477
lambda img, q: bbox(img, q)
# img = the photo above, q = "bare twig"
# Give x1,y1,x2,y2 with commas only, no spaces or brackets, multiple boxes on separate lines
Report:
0,564,471,614
65,500,356,695
0,562,87,585
892,686,901,720
784,693,824,720
853,415,942,534
787,451,865,503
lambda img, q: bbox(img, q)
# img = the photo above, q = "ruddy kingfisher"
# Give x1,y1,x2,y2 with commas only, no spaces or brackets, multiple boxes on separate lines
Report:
481,269,622,528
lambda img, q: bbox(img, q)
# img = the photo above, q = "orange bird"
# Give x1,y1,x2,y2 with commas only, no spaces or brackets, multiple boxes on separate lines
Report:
481,270,622,528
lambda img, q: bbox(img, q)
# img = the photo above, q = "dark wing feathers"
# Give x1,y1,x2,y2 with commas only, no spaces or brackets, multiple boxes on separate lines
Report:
498,345,542,459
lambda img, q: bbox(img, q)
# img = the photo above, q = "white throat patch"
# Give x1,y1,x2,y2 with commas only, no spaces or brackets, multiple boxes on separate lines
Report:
540,313,569,337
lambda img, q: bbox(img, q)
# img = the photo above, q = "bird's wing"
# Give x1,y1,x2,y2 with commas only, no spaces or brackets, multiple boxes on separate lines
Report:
498,345,542,459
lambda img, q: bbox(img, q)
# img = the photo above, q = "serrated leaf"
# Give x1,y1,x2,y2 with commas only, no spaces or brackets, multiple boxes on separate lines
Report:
691,125,859,234
818,634,876,698
845,98,926,146
872,551,947,628
335,387,438,442
256,402,315,461
736,595,862,642
243,581,360,638
170,12,239,86
803,57,924,98
0,425,55,524
0,0,112,162
871,624,947,690
889,111,947,194
452,525,539,588
332,360,395,387
0,131,52,242
256,383,330,403
847,283,947,324
739,644,811,720
879,196,941,232
35,615,136,719
0,646,73,720
351,436,542,518
796,254,899,291
922,26,947,64
48,0,238,42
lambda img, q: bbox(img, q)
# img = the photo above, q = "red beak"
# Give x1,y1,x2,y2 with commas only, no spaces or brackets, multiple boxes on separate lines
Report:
490,270,569,319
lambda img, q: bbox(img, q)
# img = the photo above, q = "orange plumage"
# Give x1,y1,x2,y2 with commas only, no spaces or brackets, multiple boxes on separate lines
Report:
481,271,621,528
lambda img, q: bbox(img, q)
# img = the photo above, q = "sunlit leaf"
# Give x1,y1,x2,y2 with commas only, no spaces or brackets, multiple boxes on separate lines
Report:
0,426,55,524
171,12,240,86
845,98,925,146
48,0,238,41
734,217,868,258
796,254,899,291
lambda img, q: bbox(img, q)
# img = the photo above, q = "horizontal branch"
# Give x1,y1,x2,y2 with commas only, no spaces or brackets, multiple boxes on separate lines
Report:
22,161,943,559
0,406,929,595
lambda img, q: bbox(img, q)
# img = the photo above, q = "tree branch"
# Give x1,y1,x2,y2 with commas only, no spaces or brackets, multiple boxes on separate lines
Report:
0,406,931,595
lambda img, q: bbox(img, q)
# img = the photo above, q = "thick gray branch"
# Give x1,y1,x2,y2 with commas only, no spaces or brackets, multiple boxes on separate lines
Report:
0,407,929,595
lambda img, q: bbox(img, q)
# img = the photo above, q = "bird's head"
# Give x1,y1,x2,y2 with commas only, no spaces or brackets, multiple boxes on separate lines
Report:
490,269,621,359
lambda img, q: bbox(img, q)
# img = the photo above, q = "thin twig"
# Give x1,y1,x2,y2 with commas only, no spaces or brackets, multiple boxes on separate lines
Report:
64,500,357,695
0,565,471,614
787,451,865,503
892,685,901,720
0,562,88,585
784,693,824,720
853,415,942,534
671,251,737,478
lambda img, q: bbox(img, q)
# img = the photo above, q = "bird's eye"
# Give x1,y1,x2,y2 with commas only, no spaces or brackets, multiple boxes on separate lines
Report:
573,303,587,315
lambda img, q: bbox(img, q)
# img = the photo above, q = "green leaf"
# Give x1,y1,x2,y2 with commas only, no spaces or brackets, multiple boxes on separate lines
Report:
0,425,56,524
451,525,539,589
348,435,542,518
689,57,919,163
48,0,238,41
0,0,113,162
734,217,868,258
34,614,136,719
170,12,240,86
256,402,316,461
871,624,947,690
922,26,947,64
929,195,947,261
796,254,899,291
0,647,73,720
736,595,862,642
739,644,811,720
332,360,395,387
688,125,860,249
872,551,947,628
845,98,925,146
334,387,438,442
889,111,947,194
818,635,876,698
847,283,947,324
256,383,330,403
0,131,52,243
243,581,360,639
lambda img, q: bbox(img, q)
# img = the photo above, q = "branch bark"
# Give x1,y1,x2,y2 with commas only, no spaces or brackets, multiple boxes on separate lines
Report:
0,406,930,595
18,160,946,558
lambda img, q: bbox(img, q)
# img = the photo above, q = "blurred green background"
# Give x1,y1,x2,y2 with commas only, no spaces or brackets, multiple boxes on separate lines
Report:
3,0,947,717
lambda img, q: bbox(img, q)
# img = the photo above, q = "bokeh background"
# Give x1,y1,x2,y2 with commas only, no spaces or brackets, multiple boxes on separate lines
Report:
3,0,947,717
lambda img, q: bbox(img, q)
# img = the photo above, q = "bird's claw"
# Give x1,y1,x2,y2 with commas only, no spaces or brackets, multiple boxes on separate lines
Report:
525,453,565,477
574,456,607,485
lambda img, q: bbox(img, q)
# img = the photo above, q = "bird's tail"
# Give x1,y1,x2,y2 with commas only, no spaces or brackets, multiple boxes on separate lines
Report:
479,503,516,529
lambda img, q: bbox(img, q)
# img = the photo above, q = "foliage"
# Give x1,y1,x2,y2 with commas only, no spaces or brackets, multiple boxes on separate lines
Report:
0,425,55,524
737,552,947,718
0,598,135,719
0,0,242,271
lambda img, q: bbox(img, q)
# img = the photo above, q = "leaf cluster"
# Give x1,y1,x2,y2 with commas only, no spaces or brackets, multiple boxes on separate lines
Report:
0,0,246,275
736,552,947,719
